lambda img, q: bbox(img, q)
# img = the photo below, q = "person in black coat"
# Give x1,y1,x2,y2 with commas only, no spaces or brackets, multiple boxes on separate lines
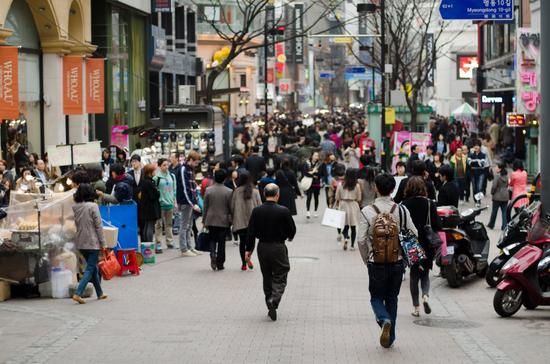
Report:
281,159,301,197
244,146,267,183
137,164,161,244
401,176,441,317
437,165,460,208
394,160,436,203
275,170,297,215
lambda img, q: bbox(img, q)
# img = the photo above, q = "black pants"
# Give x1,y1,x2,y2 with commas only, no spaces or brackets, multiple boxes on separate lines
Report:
306,187,320,212
257,243,290,309
236,229,250,265
140,220,155,242
342,225,356,247
208,226,228,269
455,178,466,201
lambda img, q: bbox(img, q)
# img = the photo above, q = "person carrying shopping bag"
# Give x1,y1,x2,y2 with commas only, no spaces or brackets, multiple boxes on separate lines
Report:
72,183,108,304
335,168,362,251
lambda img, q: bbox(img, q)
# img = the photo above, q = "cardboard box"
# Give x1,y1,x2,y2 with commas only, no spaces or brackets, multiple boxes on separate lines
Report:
0,281,11,302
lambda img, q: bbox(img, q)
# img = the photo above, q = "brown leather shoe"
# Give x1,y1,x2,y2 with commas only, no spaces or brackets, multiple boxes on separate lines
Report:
72,294,86,304
98,294,108,301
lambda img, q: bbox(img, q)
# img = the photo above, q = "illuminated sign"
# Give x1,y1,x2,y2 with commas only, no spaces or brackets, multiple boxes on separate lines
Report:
506,113,526,127
457,55,478,79
481,95,503,104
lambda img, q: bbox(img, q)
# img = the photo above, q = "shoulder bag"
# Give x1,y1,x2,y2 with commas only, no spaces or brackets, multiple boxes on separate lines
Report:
398,205,427,266
424,198,442,248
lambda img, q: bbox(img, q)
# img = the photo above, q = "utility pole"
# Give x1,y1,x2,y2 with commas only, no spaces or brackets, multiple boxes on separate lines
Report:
541,0,550,215
380,0,387,171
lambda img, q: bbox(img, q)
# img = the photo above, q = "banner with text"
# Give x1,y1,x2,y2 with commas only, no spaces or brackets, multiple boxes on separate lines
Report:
0,46,19,120
86,58,105,114
63,56,83,115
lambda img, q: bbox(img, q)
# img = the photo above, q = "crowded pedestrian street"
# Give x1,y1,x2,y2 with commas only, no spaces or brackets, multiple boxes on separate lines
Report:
1,196,550,364
2,0,550,363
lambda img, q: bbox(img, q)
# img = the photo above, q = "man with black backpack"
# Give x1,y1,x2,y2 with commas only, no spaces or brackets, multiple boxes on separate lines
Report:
358,173,418,348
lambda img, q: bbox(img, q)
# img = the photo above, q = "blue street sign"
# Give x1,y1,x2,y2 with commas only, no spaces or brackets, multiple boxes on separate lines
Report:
319,71,335,79
439,0,514,21
345,66,367,74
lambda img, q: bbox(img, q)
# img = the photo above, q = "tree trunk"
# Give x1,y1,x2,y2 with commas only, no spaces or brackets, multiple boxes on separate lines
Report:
410,90,419,132
204,68,221,105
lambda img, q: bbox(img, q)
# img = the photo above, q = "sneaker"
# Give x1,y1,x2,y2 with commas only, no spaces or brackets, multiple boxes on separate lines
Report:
191,249,202,255
155,244,163,254
247,260,254,270
422,295,432,315
181,250,197,257
411,307,420,317
72,294,86,304
241,264,247,271
306,211,311,219
267,298,277,321
167,244,175,249
97,294,108,301
350,246,356,251
314,212,319,218
211,258,218,271
380,320,392,348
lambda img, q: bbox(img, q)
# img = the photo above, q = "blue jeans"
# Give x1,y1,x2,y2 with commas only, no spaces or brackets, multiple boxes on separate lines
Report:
76,249,103,298
488,200,508,230
368,262,405,345
472,171,486,202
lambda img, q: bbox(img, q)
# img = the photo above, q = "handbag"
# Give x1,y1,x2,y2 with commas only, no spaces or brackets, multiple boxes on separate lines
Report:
321,208,346,229
300,176,313,192
398,205,427,266
98,249,121,280
424,198,442,248
196,229,211,252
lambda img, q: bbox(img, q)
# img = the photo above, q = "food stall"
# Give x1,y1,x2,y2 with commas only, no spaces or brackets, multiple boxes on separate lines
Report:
0,191,77,295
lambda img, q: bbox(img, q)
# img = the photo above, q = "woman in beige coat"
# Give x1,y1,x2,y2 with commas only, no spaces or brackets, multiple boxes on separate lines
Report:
231,171,262,270
335,168,362,251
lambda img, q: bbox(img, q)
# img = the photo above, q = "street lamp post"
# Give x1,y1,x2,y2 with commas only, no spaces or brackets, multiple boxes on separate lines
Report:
358,1,387,171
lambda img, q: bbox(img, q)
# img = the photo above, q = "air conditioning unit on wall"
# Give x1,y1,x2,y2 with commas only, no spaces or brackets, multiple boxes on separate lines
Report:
178,85,196,105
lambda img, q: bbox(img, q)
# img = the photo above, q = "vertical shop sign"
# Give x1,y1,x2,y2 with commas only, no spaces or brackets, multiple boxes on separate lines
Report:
517,28,541,114
275,42,286,78
267,68,274,84
266,5,275,57
111,125,129,149
0,46,19,120
86,58,105,114
425,33,435,87
293,4,304,64
63,56,83,115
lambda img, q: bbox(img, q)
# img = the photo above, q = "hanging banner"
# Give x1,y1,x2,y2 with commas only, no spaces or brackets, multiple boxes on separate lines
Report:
425,33,435,87
275,42,285,78
266,5,275,57
63,56,83,115
0,46,19,120
293,4,304,64
86,58,105,114
111,125,129,150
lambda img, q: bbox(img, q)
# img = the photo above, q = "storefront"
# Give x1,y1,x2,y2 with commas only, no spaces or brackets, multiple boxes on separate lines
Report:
92,0,150,150
0,0,96,164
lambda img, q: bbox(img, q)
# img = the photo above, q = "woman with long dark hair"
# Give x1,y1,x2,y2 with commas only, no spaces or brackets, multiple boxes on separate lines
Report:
275,170,297,215
231,171,262,270
72,184,108,304
137,164,161,245
401,177,441,317
335,168,362,251
358,166,377,209
488,162,510,230
302,151,322,218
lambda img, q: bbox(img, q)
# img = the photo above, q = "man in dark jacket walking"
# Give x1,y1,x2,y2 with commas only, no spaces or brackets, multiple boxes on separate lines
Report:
247,183,296,321
203,169,233,270
244,146,266,183
468,141,487,207
175,151,202,257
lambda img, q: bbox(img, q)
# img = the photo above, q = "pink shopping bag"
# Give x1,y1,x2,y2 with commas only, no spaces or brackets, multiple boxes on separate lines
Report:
439,231,448,256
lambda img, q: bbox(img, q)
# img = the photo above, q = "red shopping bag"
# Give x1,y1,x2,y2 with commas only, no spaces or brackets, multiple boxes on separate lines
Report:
98,249,121,280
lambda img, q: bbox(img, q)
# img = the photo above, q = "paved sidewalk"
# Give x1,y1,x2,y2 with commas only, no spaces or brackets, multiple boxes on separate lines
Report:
1,196,550,364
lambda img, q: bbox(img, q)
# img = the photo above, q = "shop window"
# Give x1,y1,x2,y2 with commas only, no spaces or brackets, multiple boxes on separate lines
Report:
240,74,247,87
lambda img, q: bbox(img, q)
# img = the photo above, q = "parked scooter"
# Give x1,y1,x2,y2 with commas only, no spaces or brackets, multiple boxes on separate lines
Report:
493,208,550,317
485,205,536,287
437,198,491,288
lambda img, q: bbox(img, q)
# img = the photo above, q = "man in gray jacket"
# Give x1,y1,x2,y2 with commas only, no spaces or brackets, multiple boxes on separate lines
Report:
203,169,233,270
358,173,417,348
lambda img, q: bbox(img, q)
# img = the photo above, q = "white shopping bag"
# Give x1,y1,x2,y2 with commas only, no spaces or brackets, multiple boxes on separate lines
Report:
321,208,346,229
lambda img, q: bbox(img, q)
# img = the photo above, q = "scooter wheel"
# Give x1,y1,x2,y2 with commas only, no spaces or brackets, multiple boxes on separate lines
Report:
444,259,463,288
494,287,523,317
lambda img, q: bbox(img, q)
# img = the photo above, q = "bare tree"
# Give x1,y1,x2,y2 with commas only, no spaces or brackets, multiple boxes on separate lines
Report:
342,0,466,130
195,0,348,104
